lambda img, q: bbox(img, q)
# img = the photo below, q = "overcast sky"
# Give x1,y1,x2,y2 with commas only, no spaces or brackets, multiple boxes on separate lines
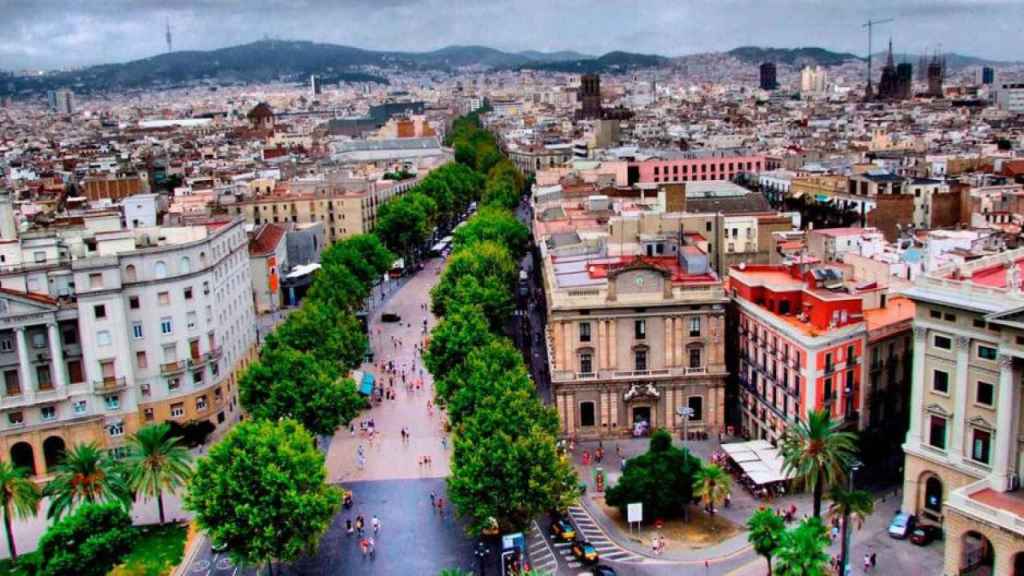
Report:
2,0,1022,69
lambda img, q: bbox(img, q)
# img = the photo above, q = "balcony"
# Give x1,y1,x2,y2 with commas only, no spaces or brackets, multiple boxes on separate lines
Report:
206,346,223,361
947,478,1024,537
160,360,187,375
93,377,127,393
551,365,723,383
187,356,208,369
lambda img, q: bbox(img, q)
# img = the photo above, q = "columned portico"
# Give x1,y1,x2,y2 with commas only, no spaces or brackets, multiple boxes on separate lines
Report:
993,353,1020,491
950,335,971,463
48,322,67,389
14,326,32,397
906,326,927,445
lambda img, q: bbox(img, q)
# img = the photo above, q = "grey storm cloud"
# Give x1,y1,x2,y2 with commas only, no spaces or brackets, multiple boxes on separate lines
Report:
0,0,1021,69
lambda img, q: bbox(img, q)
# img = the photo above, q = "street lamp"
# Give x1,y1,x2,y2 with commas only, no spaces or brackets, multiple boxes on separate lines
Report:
677,406,695,443
475,540,489,576
840,459,864,576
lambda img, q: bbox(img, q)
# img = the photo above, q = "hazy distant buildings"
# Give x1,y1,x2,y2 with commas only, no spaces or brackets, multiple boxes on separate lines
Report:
47,89,74,114
800,65,827,95
759,62,778,91
995,82,1024,113
876,42,913,102
978,66,996,86
576,74,603,120
310,74,322,96
927,56,945,98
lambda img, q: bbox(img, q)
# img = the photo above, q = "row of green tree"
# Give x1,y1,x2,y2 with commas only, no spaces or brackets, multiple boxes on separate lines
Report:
425,114,578,535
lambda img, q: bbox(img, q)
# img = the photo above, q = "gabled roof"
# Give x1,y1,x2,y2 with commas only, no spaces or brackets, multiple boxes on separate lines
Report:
248,223,286,257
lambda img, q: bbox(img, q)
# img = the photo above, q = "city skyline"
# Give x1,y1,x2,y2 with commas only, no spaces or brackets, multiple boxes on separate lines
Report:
2,0,1023,69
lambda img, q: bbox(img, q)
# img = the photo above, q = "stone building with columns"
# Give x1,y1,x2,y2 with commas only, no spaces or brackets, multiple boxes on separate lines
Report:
901,248,1024,576
542,234,728,440
0,210,257,478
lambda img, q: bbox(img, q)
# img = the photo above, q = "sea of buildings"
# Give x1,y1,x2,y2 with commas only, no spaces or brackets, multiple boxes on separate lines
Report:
3,53,1024,573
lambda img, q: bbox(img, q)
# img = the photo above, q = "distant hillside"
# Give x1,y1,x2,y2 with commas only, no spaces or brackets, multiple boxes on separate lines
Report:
879,52,1019,70
729,46,861,67
517,50,593,63
518,51,670,73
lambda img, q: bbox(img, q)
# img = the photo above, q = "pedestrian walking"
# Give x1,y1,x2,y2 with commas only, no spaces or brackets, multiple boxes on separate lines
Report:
863,553,872,572
870,552,876,569
371,515,381,534
430,492,436,509
442,435,448,449
346,518,353,535
360,538,369,557
356,515,365,535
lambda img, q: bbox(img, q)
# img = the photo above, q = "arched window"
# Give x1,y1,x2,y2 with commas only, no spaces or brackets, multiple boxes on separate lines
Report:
925,476,943,513
154,261,167,279
124,264,137,282
180,256,191,273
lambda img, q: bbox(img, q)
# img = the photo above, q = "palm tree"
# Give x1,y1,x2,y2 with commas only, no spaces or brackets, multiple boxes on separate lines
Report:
827,486,875,532
125,422,193,525
0,461,40,559
747,507,785,576
693,463,732,516
774,517,830,576
43,442,131,520
780,409,858,518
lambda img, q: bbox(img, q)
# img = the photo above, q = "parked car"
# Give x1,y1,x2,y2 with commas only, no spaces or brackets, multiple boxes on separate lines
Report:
381,312,401,323
571,539,599,565
910,524,943,546
888,512,916,539
549,517,576,542
592,566,618,576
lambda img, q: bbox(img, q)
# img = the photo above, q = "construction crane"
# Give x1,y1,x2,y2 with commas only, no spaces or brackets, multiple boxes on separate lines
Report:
862,17,894,98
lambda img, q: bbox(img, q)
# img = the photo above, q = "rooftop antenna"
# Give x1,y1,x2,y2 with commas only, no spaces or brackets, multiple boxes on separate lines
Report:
862,17,894,99
165,19,172,53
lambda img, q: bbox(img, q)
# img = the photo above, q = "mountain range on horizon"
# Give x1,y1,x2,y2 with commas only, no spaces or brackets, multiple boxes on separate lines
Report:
0,39,1015,97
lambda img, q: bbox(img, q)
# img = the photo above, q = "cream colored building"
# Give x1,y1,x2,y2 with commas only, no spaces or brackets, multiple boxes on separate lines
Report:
902,248,1024,575
0,210,257,477
542,235,728,440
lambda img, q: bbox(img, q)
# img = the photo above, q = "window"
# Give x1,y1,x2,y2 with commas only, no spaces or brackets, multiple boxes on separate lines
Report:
973,319,987,329
944,312,955,322
0,338,10,352
933,370,949,394
167,378,180,392
108,422,124,437
202,281,210,295
579,352,593,374
688,396,704,421
36,365,51,389
977,345,997,361
104,395,120,410
929,415,947,450
187,312,198,330
689,317,701,337
31,333,45,348
170,403,184,418
97,330,112,347
33,251,45,263
131,322,144,340
124,264,137,282
930,309,942,319
158,291,170,306
634,349,648,371
196,395,208,411
976,381,995,406
40,406,55,421
89,273,103,289
580,401,596,427
184,286,193,300
7,411,21,425
93,304,106,319
705,221,712,232
67,360,83,384
72,400,86,415
160,317,173,335
635,319,646,340
579,322,591,342
972,429,991,464
129,296,140,309
933,335,952,350
689,347,702,369
136,351,147,369
180,257,191,273
143,408,154,422
154,261,167,279
193,370,204,386
140,383,150,398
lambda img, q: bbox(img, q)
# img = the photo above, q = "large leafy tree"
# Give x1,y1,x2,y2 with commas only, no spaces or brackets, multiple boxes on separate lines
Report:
482,176,519,210
0,461,40,559
827,486,875,532
36,502,136,576
239,346,365,437
439,339,530,425
44,442,131,520
185,419,341,571
264,301,366,372
487,160,526,197
306,260,369,313
423,304,494,382
375,191,436,262
320,234,394,290
747,507,786,576
693,463,732,516
780,409,858,518
125,422,193,525
452,206,530,260
430,241,517,318
448,390,576,534
446,274,514,331
605,430,702,519
773,517,830,576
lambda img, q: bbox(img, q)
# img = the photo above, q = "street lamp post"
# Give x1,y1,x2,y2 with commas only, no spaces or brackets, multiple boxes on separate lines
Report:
840,460,863,576
676,406,695,443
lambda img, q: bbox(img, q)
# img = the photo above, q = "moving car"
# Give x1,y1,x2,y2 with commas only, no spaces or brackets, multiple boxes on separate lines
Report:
592,566,618,576
888,512,915,539
571,539,599,565
910,524,943,546
549,517,576,542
